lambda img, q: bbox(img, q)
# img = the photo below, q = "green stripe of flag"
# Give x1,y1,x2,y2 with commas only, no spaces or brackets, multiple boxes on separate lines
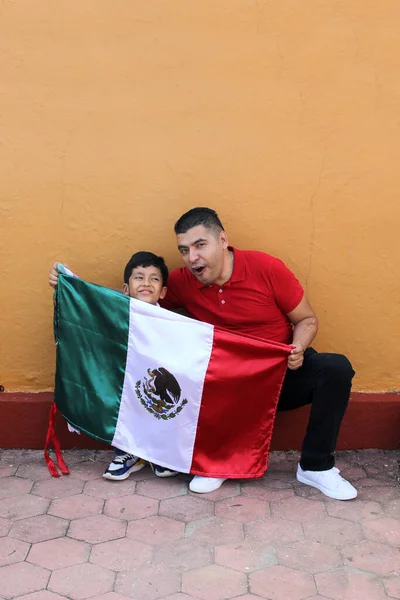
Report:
54,275,130,443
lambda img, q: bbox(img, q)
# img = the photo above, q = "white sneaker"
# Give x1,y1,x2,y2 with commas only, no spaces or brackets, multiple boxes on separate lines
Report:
296,464,357,500
189,476,227,493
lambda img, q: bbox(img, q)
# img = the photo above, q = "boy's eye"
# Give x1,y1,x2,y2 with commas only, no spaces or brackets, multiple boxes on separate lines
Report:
134,275,143,280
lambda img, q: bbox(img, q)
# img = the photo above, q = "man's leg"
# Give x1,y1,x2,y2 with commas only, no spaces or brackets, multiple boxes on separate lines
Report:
278,348,357,499
278,348,355,470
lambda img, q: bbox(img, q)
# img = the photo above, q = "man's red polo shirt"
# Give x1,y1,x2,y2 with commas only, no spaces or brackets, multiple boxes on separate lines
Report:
160,247,304,344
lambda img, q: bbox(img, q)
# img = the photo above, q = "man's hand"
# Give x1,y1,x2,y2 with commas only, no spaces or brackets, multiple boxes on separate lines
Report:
288,343,305,370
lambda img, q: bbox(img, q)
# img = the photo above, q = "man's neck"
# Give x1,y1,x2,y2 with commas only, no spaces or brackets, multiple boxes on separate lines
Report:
214,249,235,286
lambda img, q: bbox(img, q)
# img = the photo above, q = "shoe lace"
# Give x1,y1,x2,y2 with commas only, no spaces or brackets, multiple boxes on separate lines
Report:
113,453,134,465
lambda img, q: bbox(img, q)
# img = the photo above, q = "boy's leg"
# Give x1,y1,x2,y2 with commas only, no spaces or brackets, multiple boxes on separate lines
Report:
149,462,179,478
103,448,146,481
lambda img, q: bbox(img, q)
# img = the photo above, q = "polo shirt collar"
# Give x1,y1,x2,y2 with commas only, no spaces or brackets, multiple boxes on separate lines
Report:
193,246,246,288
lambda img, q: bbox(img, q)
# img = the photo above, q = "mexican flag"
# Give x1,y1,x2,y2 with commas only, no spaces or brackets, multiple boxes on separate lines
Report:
53,273,291,478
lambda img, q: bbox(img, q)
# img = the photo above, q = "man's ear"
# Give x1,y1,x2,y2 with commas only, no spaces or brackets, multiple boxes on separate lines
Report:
220,229,228,249
159,286,167,300
122,283,129,296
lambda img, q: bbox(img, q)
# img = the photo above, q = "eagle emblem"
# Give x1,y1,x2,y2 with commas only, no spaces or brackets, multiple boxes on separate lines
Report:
135,367,188,420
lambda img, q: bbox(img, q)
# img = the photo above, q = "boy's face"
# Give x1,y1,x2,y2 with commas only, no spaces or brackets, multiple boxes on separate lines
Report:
123,265,167,305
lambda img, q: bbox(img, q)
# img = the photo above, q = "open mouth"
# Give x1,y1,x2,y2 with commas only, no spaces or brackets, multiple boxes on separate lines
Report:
193,266,206,276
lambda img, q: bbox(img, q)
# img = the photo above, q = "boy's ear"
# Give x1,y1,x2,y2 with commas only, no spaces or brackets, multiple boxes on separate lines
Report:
159,286,167,300
122,283,129,296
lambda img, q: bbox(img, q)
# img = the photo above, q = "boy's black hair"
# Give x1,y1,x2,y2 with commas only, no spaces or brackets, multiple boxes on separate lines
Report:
174,207,224,235
124,251,168,286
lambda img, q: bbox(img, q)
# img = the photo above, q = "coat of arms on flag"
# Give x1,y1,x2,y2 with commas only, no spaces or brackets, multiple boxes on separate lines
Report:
136,367,188,420
48,273,291,478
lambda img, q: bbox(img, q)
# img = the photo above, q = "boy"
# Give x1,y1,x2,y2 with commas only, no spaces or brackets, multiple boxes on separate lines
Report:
49,251,178,480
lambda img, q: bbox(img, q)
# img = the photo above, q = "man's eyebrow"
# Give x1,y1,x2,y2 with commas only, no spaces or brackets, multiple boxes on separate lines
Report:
177,238,207,250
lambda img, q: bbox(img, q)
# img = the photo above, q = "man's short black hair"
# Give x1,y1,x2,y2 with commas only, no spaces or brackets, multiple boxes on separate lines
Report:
174,207,224,235
124,251,168,286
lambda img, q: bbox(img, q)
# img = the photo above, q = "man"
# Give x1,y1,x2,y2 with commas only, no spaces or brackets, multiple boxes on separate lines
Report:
160,207,356,500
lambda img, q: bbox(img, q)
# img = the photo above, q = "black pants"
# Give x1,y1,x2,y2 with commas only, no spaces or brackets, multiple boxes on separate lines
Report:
277,348,355,471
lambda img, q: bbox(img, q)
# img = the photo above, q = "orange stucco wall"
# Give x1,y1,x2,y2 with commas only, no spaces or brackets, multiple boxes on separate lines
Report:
1,1,399,393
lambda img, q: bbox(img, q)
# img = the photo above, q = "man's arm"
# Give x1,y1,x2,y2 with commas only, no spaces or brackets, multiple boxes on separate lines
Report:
286,295,318,370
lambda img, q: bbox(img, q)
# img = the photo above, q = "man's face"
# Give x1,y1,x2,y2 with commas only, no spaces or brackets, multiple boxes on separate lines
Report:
176,225,228,286
123,265,167,304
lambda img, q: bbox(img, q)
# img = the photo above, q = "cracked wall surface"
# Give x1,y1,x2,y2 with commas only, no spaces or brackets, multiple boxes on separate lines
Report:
1,1,399,392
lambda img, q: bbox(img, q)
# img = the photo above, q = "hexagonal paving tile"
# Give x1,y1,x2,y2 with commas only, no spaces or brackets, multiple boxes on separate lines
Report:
185,517,244,546
31,477,84,499
245,517,304,547
342,539,400,575
84,478,137,499
358,485,400,503
250,565,316,599
241,481,294,502
0,450,44,466
277,539,342,573
90,538,152,571
182,564,247,600
302,515,364,547
161,595,202,600
384,498,400,519
0,466,17,478
153,539,213,571
383,573,400,599
136,477,188,499
0,562,50,598
159,495,214,522
0,494,50,520
68,460,109,481
104,494,158,520
215,496,270,523
116,564,180,600
16,464,56,481
9,514,68,543
315,568,387,600
0,516,11,536
49,563,115,599
0,477,33,499
48,493,104,520
215,539,276,572
0,536,30,566
85,594,135,600
27,537,90,569
12,591,68,600
363,516,400,547
127,515,185,545
60,450,96,464
230,596,268,600
68,514,126,544
189,480,240,501
85,593,137,600
327,499,382,522
270,496,326,522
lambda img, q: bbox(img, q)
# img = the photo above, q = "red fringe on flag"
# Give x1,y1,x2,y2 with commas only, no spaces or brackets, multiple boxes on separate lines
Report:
44,403,70,477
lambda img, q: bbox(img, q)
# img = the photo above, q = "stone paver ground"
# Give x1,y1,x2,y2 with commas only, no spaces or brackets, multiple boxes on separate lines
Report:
0,449,399,600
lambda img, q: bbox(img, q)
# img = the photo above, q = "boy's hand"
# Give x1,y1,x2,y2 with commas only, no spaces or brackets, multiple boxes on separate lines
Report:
49,262,66,288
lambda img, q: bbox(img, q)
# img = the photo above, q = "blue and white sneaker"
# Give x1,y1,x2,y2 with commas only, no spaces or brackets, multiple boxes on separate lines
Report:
150,463,178,478
103,452,146,480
